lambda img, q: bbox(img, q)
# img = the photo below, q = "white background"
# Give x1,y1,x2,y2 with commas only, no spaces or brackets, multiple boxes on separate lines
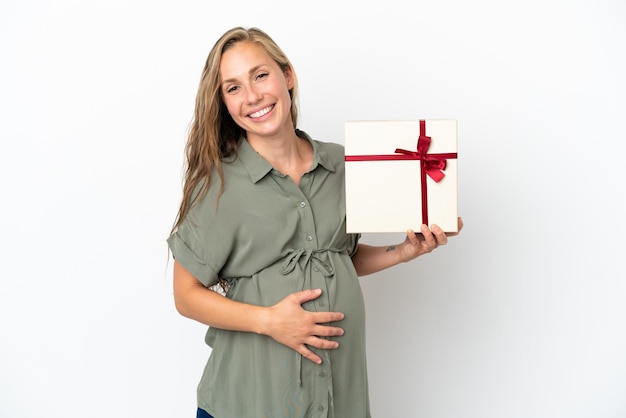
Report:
1,1,625,417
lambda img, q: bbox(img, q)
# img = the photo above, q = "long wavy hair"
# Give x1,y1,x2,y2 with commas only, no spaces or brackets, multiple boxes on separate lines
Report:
171,27,300,234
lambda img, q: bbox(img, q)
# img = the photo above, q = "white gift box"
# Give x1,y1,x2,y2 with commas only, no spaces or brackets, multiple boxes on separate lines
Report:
344,119,458,233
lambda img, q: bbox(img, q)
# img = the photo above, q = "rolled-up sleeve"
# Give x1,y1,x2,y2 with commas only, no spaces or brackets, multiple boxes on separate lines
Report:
167,224,220,288
348,232,361,257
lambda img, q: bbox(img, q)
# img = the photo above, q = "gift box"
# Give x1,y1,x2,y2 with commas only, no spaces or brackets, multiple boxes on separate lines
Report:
344,119,458,233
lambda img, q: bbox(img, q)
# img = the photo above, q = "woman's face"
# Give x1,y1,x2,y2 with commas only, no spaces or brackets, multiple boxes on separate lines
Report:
219,41,294,141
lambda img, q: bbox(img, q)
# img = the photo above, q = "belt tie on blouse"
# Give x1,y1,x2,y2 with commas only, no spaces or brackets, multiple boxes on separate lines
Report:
279,248,335,280
279,248,338,387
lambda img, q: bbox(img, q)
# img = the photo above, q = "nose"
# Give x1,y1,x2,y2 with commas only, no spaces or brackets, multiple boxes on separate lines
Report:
245,84,262,104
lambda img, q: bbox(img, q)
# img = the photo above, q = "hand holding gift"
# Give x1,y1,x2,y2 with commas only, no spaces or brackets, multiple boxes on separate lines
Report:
398,217,464,263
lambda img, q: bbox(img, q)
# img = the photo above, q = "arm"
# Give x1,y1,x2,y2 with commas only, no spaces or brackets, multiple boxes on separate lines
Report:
351,217,463,276
173,260,344,364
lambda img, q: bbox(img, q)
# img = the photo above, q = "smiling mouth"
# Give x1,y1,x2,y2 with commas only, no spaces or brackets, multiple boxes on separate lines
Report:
249,105,274,119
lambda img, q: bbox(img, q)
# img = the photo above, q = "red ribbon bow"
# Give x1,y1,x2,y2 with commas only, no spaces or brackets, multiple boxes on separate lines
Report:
393,120,453,183
345,120,457,225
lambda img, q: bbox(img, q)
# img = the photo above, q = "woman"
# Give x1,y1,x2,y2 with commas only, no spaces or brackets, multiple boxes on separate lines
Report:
167,26,462,418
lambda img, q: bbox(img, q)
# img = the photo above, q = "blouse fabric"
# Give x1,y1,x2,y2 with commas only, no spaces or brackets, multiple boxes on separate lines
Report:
167,131,369,418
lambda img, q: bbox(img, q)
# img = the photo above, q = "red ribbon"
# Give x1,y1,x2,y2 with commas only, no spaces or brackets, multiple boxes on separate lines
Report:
345,120,457,225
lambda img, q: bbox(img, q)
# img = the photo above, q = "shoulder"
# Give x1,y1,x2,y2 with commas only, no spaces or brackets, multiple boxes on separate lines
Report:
314,139,346,174
315,138,345,155
297,129,345,167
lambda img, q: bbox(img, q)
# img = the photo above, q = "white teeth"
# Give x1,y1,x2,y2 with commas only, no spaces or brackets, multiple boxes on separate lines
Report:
249,105,272,118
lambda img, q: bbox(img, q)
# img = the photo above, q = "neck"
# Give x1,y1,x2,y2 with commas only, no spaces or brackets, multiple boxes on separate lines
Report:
247,129,313,185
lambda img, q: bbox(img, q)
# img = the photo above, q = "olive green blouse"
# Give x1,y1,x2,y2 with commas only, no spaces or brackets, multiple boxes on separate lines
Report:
167,131,370,418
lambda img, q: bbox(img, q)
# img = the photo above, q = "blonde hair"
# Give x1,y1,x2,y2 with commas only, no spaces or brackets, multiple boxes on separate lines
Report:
171,27,299,233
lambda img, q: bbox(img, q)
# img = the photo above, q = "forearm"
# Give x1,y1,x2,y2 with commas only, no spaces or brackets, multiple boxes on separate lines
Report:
351,221,461,276
173,261,269,335
173,260,345,364
351,242,405,276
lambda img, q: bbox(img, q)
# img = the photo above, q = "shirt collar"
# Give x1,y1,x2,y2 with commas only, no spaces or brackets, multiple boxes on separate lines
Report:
236,129,336,184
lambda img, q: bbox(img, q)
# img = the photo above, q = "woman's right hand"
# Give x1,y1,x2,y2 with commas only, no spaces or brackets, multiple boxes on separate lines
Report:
174,261,343,364
263,288,345,364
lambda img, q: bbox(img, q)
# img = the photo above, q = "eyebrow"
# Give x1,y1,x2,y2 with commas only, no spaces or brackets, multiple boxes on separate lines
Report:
221,64,266,86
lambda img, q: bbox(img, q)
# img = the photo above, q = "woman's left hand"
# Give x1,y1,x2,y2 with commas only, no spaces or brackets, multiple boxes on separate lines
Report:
399,217,464,262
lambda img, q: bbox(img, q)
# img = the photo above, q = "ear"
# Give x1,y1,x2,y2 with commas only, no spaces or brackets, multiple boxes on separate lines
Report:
284,66,295,89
